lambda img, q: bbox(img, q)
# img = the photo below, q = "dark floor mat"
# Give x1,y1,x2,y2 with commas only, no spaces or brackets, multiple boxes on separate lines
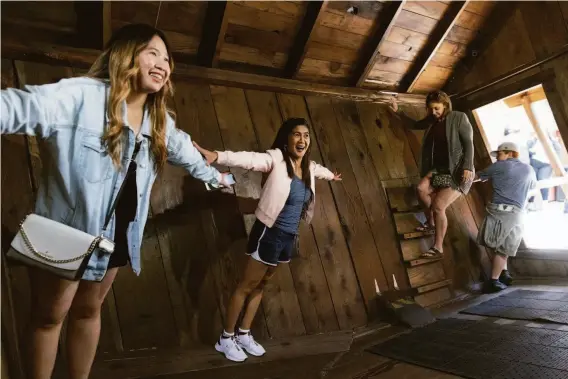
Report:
367,318,568,379
460,290,568,324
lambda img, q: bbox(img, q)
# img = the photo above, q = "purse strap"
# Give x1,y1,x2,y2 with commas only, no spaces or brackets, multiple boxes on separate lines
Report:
100,89,141,233
101,143,140,232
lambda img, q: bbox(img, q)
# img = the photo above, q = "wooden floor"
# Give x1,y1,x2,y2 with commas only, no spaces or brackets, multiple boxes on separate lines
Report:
90,279,568,379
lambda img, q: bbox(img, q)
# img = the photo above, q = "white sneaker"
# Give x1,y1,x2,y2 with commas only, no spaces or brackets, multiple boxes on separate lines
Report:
215,335,248,362
236,332,266,356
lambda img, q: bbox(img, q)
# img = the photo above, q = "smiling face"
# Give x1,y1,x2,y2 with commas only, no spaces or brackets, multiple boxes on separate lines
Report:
137,35,171,93
287,125,310,160
428,101,446,120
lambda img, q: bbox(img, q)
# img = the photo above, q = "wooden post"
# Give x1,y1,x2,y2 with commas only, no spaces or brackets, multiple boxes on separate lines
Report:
521,94,568,196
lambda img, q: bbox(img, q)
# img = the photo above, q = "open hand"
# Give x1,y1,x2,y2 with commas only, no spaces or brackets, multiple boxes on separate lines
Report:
333,172,342,181
193,141,218,165
388,96,399,113
462,169,474,184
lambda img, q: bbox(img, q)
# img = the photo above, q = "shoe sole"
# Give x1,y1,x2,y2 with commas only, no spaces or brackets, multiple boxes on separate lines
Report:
238,344,265,357
215,343,247,362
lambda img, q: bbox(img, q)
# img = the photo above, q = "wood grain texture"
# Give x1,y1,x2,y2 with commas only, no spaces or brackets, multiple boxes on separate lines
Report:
519,1,568,59
151,82,229,347
407,262,446,288
306,96,389,317
112,219,179,350
332,100,410,291
352,0,405,86
284,0,328,78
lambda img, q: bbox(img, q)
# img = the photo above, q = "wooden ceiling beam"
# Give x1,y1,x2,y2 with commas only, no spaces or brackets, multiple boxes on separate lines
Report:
283,0,329,78
73,2,111,50
1,39,426,105
398,1,469,93
351,0,405,88
196,1,229,68
443,2,517,95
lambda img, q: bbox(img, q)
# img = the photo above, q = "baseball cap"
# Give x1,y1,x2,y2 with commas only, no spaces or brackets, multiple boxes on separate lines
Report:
490,142,519,157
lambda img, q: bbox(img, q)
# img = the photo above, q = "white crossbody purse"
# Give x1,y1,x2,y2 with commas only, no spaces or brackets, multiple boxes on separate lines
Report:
6,147,139,281
7,213,114,281
6,97,140,281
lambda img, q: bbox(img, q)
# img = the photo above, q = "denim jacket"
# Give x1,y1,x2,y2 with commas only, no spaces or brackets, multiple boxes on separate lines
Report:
1,77,222,281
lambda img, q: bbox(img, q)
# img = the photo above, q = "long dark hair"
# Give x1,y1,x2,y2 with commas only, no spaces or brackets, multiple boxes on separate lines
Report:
270,118,313,190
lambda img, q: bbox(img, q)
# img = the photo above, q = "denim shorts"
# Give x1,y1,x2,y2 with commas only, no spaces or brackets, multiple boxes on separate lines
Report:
246,219,295,266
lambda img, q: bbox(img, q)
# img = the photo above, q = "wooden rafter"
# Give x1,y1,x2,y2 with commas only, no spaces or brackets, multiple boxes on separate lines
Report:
0,39,427,105
196,1,229,68
283,0,328,78
443,1,517,94
351,0,405,87
399,1,469,93
73,2,112,49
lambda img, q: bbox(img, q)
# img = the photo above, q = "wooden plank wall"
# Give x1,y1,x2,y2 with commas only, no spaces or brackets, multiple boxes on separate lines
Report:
446,1,568,279
0,58,484,367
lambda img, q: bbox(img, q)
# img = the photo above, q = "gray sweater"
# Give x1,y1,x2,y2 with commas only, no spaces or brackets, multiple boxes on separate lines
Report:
397,110,475,193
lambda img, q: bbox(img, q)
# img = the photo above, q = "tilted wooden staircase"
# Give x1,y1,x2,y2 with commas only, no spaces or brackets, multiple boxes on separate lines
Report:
385,186,454,308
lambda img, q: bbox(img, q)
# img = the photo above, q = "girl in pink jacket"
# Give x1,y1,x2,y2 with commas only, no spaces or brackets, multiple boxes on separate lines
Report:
194,117,341,362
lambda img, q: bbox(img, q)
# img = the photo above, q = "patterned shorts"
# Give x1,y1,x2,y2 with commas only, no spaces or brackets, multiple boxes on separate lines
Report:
431,168,473,194
431,173,455,189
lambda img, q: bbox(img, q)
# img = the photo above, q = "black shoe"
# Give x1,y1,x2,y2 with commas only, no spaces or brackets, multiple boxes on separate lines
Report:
499,270,513,286
482,279,507,294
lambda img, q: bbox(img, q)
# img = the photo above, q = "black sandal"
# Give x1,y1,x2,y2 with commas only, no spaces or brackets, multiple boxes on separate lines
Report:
420,247,443,259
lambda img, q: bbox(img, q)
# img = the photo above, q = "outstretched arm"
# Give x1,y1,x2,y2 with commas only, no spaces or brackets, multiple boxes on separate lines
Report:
193,141,274,173
1,80,82,138
167,124,228,187
313,162,342,181
388,96,429,130
476,161,499,183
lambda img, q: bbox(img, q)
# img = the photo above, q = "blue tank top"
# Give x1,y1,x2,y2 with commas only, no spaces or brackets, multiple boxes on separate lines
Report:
273,176,312,234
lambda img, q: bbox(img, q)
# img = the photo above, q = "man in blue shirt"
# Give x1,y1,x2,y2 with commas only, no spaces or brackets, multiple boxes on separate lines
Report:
476,142,537,293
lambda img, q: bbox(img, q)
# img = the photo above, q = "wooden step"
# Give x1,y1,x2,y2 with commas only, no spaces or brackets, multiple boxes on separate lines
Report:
415,279,452,294
398,230,435,240
385,186,420,212
404,256,443,267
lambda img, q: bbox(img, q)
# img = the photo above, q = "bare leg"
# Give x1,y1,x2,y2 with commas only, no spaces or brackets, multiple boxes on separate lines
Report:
431,187,461,252
66,268,118,379
224,257,269,334
417,172,435,227
491,254,508,280
240,266,277,330
28,268,81,379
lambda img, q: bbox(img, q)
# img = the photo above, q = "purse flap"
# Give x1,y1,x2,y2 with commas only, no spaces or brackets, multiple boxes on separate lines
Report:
11,214,97,271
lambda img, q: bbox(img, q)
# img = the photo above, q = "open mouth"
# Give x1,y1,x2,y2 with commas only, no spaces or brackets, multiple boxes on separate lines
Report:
150,72,164,82
295,144,306,153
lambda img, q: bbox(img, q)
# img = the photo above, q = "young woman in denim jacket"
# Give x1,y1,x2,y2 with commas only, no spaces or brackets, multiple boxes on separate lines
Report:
193,118,342,362
1,24,231,378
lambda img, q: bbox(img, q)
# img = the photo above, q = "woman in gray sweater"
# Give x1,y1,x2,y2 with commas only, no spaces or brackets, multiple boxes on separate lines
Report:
390,91,475,259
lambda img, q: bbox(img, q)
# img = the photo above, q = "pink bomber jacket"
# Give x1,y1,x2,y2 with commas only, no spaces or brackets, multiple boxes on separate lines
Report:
216,148,335,228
